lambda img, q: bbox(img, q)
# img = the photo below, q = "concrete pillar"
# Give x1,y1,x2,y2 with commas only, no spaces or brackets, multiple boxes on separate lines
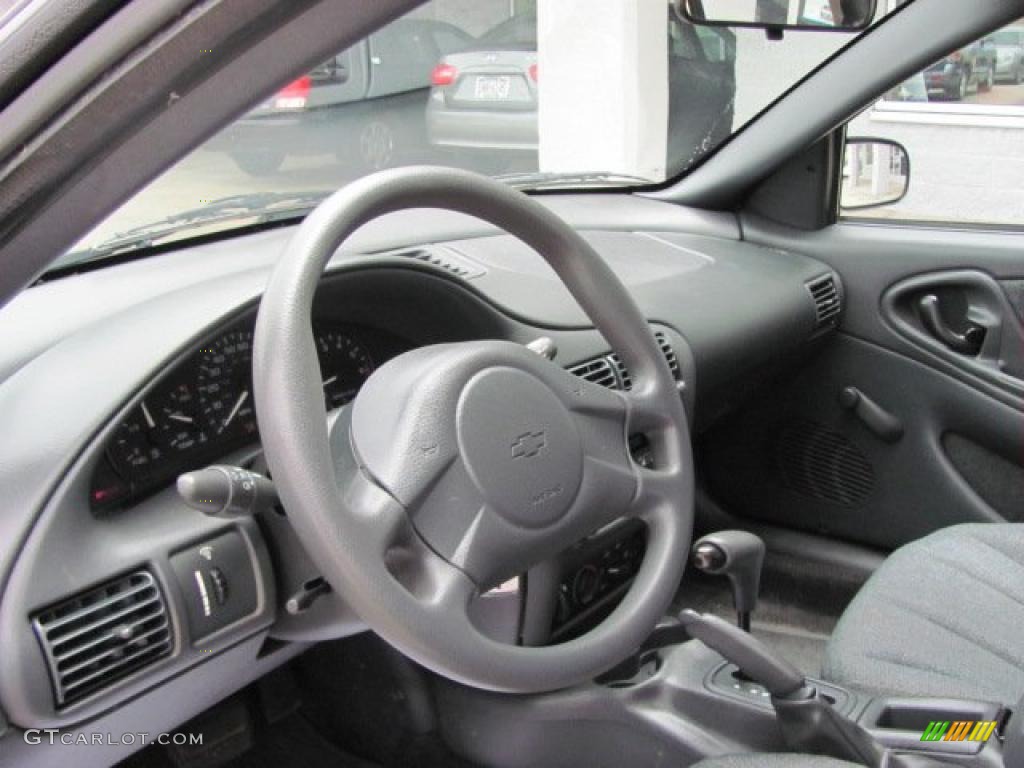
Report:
536,1,668,180
871,143,891,197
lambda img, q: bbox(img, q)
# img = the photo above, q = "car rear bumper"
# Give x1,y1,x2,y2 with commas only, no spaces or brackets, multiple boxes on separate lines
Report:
924,70,957,92
204,112,336,156
426,105,537,151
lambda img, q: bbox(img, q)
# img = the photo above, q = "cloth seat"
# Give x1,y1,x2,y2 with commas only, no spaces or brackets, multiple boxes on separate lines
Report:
823,523,1024,704
691,757,858,768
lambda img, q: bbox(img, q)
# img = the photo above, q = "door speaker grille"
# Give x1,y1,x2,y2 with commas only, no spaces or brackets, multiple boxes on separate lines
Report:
776,421,873,506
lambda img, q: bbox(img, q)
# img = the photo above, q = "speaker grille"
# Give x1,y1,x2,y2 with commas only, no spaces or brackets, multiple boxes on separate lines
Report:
776,421,873,506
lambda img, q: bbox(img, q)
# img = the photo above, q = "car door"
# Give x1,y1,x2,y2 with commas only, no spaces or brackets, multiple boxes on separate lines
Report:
700,23,1024,551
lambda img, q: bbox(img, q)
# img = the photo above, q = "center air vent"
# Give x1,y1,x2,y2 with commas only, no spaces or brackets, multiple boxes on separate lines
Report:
393,247,484,279
807,274,842,330
568,332,681,391
33,570,172,707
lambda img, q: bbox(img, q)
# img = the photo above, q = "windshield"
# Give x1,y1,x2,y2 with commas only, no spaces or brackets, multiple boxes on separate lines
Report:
58,0,901,271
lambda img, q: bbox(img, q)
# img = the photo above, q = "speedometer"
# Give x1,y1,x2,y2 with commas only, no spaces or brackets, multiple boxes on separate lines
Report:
316,329,375,409
196,328,258,442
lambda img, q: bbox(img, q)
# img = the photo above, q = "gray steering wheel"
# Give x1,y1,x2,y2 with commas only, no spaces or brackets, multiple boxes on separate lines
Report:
253,167,693,692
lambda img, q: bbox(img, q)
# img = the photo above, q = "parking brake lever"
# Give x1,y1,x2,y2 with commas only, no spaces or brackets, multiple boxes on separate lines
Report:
682,610,895,766
679,610,807,698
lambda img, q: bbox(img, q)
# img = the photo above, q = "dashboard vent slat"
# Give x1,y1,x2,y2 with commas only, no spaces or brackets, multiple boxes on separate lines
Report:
33,571,172,707
393,247,484,279
569,332,681,392
807,274,842,329
566,357,618,390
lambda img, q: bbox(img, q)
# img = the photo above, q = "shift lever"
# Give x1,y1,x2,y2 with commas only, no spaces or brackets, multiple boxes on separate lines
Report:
691,530,765,631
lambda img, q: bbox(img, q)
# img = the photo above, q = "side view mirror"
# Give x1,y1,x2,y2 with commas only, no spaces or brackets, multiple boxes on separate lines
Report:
840,138,910,212
678,0,876,33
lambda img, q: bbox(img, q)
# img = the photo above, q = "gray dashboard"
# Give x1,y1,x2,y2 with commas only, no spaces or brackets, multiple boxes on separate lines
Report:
0,194,837,764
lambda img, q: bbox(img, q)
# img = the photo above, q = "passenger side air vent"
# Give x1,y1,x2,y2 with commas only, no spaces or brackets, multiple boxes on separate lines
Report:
393,247,485,279
33,571,172,707
807,274,842,330
569,332,681,391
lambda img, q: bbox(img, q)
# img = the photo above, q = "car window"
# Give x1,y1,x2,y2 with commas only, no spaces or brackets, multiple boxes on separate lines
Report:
841,10,1024,228
669,18,704,62
694,26,733,64
60,0,904,270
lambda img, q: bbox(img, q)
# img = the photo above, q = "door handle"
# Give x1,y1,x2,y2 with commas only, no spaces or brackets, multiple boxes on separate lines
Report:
917,295,985,355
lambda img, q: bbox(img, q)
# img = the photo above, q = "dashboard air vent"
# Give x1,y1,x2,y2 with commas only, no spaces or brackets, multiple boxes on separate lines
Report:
807,274,841,329
394,247,484,279
566,357,619,390
570,332,681,391
33,570,172,707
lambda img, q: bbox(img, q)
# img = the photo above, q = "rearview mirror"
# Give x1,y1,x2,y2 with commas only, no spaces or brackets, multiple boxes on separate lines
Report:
840,138,910,212
678,0,876,32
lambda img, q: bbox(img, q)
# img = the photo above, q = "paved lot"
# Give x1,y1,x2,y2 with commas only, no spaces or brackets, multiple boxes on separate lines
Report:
963,82,1024,106
77,134,535,252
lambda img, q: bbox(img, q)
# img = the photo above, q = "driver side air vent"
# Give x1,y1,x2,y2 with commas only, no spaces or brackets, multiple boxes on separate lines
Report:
567,332,681,391
807,274,842,330
33,570,172,707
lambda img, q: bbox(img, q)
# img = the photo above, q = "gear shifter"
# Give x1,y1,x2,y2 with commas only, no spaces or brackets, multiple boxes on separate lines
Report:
691,530,765,631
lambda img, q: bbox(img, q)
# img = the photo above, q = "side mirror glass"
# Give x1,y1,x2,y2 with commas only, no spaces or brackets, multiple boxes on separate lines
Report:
841,138,910,212
678,0,876,32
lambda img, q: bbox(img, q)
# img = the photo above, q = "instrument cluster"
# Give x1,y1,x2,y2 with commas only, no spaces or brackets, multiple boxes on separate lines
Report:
90,317,405,511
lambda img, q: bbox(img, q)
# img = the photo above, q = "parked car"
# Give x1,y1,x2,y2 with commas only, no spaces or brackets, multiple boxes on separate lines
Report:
212,18,473,175
990,26,1024,84
425,11,736,173
924,38,997,100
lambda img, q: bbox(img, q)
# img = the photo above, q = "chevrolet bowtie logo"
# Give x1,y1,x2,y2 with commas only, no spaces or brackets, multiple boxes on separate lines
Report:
511,431,547,459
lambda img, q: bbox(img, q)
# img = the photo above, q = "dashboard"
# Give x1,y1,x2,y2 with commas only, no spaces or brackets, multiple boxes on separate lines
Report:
0,195,841,764
90,318,409,511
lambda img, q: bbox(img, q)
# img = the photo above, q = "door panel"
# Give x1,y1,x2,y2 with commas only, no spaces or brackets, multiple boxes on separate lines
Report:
709,218,1024,550
745,220,1024,410
881,270,1024,399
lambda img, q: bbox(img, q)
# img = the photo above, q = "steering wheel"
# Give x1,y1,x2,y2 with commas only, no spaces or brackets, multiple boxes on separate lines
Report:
253,167,693,693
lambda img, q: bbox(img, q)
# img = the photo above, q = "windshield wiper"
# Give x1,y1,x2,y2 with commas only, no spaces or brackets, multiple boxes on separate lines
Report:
52,190,330,272
494,170,657,189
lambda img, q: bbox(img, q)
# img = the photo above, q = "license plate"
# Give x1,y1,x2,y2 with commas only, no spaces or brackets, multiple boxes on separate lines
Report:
474,76,512,100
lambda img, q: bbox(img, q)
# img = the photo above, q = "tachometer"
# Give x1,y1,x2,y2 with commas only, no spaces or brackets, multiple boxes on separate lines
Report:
196,329,259,442
316,329,375,409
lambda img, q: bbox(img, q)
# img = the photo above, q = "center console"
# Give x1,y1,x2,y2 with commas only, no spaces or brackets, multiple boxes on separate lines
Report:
437,528,1019,768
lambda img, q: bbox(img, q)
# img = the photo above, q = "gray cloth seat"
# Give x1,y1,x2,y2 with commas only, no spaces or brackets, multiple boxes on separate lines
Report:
824,523,1024,704
691,757,859,767
691,756,960,767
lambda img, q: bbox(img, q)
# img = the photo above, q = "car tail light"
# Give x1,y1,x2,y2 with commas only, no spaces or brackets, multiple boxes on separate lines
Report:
274,75,311,109
431,63,458,86
528,63,538,82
